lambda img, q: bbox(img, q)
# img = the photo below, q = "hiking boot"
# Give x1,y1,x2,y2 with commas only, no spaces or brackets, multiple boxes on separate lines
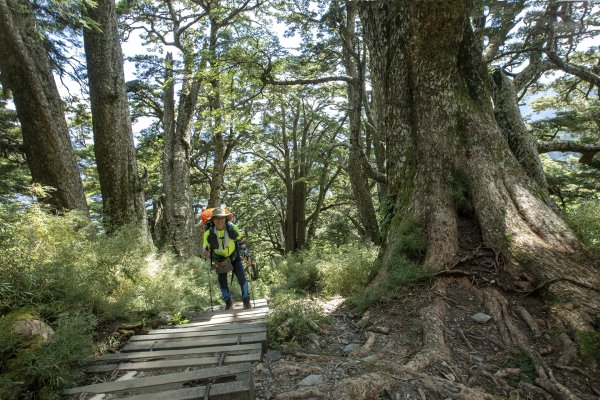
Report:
243,299,252,309
225,299,233,310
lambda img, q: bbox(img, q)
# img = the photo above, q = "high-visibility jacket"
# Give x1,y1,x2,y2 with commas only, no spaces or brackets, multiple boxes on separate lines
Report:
203,222,243,261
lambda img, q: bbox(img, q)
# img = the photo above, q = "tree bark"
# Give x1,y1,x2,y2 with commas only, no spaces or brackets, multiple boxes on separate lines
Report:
491,69,549,195
162,52,199,257
0,0,88,213
341,1,381,245
359,1,597,327
207,24,225,208
83,0,147,233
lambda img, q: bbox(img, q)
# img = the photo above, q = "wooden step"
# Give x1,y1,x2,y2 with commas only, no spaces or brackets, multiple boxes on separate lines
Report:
167,313,268,328
121,332,266,352
62,362,252,396
87,352,261,373
133,325,265,341
118,379,254,400
149,321,266,335
95,343,263,363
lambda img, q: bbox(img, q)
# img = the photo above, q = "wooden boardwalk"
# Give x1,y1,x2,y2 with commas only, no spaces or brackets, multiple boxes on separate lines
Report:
63,299,269,399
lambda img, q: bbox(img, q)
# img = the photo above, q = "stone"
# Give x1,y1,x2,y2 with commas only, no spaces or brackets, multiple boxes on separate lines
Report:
12,318,54,341
472,354,485,363
298,374,324,386
256,363,269,374
264,350,283,363
157,311,172,323
344,343,361,353
471,312,492,324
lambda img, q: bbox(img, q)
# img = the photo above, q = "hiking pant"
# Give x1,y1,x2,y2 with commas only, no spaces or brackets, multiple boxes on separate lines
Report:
217,256,249,303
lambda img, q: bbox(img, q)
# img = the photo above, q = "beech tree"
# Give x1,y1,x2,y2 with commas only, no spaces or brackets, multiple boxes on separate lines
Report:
351,2,599,396
249,89,345,253
83,0,148,233
123,0,263,256
264,0,384,245
486,1,600,187
0,0,88,213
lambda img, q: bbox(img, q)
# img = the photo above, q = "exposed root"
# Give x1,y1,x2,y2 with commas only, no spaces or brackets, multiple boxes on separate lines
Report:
279,346,330,362
362,341,409,363
349,331,377,358
332,372,395,399
413,373,504,400
402,293,450,372
308,319,330,335
557,333,577,366
275,388,324,399
515,304,542,337
482,286,586,399
457,328,474,351
527,277,600,297
519,381,554,400
367,325,390,334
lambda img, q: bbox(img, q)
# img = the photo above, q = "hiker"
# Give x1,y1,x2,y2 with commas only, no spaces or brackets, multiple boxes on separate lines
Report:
201,207,252,310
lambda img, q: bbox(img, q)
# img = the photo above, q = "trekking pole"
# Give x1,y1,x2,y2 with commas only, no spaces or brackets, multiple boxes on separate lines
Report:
246,258,255,308
206,250,214,312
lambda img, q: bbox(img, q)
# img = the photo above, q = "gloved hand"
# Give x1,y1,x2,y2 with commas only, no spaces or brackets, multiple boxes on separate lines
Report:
239,244,250,259
201,248,210,258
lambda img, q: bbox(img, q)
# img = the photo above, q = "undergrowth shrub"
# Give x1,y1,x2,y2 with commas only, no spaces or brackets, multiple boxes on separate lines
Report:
565,200,600,254
271,242,378,297
319,243,378,296
0,310,96,399
349,219,429,314
0,203,217,397
267,293,330,345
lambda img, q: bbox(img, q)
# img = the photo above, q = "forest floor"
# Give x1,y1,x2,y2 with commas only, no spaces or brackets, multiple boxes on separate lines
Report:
255,291,599,400
255,218,600,400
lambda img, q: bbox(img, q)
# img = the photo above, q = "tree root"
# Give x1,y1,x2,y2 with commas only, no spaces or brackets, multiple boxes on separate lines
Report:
526,277,600,297
515,304,542,337
557,333,577,366
483,287,585,400
331,372,396,399
275,388,324,399
349,331,377,358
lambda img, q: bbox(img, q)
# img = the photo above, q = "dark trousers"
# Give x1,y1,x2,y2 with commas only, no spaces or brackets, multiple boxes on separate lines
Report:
217,257,249,302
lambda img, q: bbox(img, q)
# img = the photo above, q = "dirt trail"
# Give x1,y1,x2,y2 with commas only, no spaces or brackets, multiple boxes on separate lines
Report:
255,220,600,400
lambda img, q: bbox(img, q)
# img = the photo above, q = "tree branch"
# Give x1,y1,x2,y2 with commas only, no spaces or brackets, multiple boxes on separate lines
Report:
537,140,600,154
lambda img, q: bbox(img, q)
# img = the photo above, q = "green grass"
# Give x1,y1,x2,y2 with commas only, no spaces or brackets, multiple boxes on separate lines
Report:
266,293,330,345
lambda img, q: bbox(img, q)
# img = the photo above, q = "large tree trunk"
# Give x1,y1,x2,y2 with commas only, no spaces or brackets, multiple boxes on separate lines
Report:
83,0,147,233
491,69,549,195
207,26,225,208
343,2,600,398
0,0,88,214
341,1,381,245
162,52,198,257
359,0,597,328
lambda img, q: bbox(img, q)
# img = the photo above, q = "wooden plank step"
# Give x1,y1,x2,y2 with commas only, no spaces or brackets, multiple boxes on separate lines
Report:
118,379,254,400
95,343,263,362
190,312,270,324
193,300,269,315
175,313,269,328
149,321,266,335
204,308,269,318
122,332,266,352
62,362,252,395
87,352,261,373
130,325,265,342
